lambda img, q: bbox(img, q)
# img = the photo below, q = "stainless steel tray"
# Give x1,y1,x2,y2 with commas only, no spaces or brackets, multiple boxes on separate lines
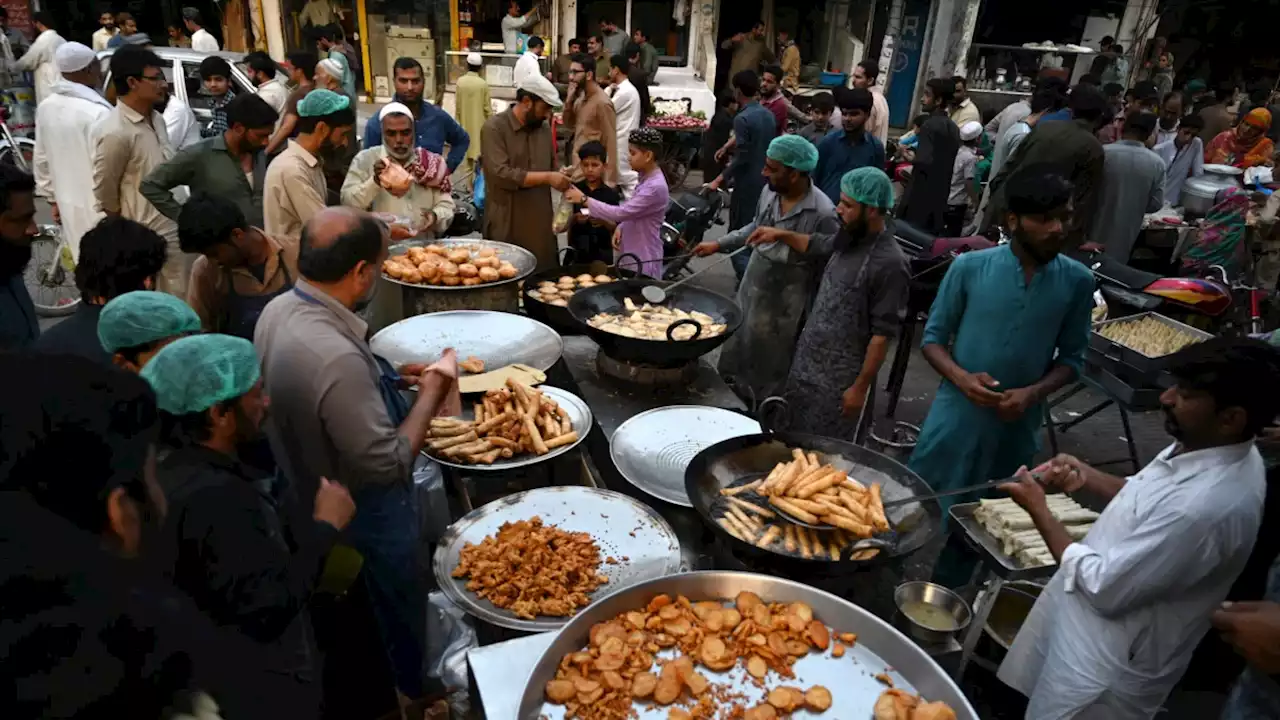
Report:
381,238,537,290
370,309,563,374
517,571,978,719
1089,311,1213,375
950,503,1056,581
423,385,592,471
610,406,761,508
433,486,682,632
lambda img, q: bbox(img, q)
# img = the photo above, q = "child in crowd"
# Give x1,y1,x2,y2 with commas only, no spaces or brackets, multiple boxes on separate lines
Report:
889,113,929,184
567,141,622,264
945,120,983,237
701,92,739,183
797,92,837,145
198,56,236,138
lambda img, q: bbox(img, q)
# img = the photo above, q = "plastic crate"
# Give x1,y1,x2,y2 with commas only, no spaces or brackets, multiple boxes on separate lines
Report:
819,71,847,87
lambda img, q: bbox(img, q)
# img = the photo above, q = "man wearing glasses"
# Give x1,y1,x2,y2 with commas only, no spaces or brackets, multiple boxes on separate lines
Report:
92,46,187,297
561,53,617,182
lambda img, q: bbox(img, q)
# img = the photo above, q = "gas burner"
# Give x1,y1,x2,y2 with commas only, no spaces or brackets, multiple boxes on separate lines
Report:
596,351,699,387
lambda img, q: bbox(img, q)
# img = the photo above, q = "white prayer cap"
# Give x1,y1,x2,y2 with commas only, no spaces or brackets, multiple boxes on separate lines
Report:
379,102,413,122
55,42,97,73
959,120,983,142
516,74,563,109
316,58,343,81
466,52,483,67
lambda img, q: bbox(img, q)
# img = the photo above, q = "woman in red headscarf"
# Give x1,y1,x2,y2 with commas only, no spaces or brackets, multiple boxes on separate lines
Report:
1204,107,1276,168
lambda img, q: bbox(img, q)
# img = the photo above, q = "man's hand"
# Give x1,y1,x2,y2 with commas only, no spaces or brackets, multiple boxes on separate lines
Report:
747,226,787,246
50,202,60,225
1033,453,1088,493
562,186,586,204
714,147,729,164
313,477,356,530
546,172,573,192
421,348,458,386
997,386,1037,421
1213,602,1280,674
841,380,870,419
705,175,723,191
566,80,578,98
1079,241,1105,254
956,370,1003,407
999,466,1047,512
693,240,720,257
731,33,745,43
398,362,429,388
612,226,622,250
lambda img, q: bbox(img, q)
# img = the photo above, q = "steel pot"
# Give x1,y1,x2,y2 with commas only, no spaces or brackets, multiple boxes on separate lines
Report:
1182,165,1242,216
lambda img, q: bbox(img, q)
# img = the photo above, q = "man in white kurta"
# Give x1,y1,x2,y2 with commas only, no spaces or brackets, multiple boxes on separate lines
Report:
608,60,641,195
996,337,1276,720
15,15,65,104
33,43,111,261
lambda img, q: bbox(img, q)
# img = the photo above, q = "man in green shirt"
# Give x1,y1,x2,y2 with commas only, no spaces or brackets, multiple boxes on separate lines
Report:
632,27,659,84
140,94,277,228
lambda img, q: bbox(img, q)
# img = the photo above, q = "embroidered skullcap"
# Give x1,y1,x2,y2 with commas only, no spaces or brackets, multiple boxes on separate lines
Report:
629,126,664,150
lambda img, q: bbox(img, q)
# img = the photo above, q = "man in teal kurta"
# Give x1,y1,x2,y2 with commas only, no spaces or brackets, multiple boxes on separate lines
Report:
909,166,1094,586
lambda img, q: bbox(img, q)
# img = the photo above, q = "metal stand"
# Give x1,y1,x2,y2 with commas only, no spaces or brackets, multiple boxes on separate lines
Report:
955,567,1003,680
1042,376,1143,474
884,313,923,419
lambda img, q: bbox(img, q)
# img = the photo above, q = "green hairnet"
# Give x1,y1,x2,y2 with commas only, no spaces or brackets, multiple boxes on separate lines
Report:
767,134,819,172
840,167,894,210
140,334,261,415
297,88,351,118
98,291,203,353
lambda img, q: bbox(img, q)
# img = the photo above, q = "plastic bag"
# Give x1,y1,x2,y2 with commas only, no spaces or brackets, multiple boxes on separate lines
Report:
413,455,450,546
473,169,485,212
425,591,476,690
552,196,575,234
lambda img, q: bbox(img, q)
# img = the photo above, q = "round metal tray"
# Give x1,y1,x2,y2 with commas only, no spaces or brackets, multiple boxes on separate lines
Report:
381,238,537,291
610,405,762,507
369,310,563,374
517,571,978,719
423,385,592,471
433,486,683,632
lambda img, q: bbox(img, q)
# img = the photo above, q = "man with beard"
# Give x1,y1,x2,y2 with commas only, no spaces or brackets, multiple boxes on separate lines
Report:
909,167,1093,583
721,21,774,80
481,75,570,270
93,46,185,296
92,9,118,50
244,51,289,116
693,135,841,405
997,336,1279,719
364,58,469,173
1155,90,1184,146
262,89,354,244
761,167,909,440
0,164,38,350
180,193,297,338
562,53,617,182
899,78,961,235
144,333,356,717
758,64,808,136
342,103,457,237
254,206,459,705
142,94,278,229
34,43,112,262
813,87,885,205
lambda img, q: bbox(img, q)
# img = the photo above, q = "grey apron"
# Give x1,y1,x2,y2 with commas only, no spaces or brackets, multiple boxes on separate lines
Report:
224,251,293,340
781,233,882,439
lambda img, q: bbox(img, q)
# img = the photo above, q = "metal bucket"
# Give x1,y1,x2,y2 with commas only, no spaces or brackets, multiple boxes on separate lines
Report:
868,421,921,462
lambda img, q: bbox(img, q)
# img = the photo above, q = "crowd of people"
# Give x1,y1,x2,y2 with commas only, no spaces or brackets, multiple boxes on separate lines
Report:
2,10,1280,720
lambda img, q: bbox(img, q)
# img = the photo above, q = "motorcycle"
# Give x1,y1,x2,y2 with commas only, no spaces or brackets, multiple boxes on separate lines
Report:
660,187,728,279
892,218,996,314
1089,253,1267,335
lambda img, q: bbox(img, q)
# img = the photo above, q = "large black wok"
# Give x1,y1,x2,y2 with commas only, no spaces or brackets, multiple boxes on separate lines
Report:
566,278,743,366
685,401,942,566
522,251,640,334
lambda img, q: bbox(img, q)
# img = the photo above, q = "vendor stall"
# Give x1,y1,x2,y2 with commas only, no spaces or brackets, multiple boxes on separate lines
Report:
963,43,1096,120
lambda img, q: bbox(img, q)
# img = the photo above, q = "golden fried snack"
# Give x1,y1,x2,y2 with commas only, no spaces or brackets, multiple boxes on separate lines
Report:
874,689,918,720
459,356,485,374
405,247,427,264
440,261,460,277
594,274,612,283
476,247,496,258
447,248,471,264
461,277,482,286
424,243,447,255
401,268,422,283
383,261,405,279
458,263,479,278
914,702,959,720
440,275,461,286
478,266,500,282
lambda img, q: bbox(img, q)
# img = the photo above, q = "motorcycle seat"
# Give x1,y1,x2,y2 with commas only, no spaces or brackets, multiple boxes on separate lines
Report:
1089,254,1163,290
892,218,936,254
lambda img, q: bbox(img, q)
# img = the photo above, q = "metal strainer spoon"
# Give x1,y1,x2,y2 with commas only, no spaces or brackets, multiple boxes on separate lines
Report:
640,245,751,304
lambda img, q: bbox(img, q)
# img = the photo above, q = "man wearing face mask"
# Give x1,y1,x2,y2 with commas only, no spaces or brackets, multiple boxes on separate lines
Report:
142,93,278,229
909,167,1094,584
481,74,570,270
145,334,356,717
760,167,909,440
255,206,458,704
997,336,1279,720
262,89,355,244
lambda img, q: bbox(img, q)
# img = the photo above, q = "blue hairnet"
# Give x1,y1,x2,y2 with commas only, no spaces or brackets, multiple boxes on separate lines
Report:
297,88,350,118
840,167,894,210
766,134,819,172
140,334,261,415
98,291,203,353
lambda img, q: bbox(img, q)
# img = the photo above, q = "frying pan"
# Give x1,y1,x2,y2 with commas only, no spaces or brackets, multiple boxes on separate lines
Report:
684,398,943,566
521,250,640,334
566,278,743,367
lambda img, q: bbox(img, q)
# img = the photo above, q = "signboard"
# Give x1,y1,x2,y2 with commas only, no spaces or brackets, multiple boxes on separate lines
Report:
885,0,930,127
0,0,31,36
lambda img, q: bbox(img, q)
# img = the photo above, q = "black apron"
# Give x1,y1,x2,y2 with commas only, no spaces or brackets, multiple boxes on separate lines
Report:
224,252,294,340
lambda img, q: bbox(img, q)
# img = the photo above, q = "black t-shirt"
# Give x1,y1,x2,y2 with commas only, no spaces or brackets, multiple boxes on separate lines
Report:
31,303,110,365
567,180,623,264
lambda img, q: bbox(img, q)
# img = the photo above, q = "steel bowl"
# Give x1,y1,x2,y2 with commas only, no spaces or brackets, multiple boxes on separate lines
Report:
894,580,973,645
382,238,537,291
